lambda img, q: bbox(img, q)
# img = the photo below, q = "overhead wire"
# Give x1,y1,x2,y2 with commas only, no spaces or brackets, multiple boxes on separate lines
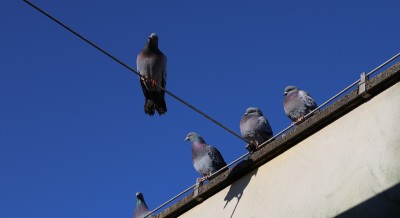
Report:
22,0,249,144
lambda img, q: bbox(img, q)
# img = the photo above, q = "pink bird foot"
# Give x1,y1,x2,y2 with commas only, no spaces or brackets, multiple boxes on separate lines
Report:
293,116,305,125
196,176,209,183
142,76,157,87
245,141,258,152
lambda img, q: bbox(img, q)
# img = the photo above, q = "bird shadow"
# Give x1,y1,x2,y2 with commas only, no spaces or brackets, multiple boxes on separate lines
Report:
223,158,258,218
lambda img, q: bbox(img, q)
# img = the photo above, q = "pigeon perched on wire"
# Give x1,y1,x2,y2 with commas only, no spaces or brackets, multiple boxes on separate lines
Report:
133,192,154,218
283,86,318,124
184,132,227,183
137,33,167,116
240,107,273,151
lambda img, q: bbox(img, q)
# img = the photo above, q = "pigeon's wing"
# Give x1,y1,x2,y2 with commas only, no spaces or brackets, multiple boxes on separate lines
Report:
299,90,317,110
161,53,167,89
240,115,254,138
137,52,151,97
258,116,273,138
207,145,227,169
137,50,149,77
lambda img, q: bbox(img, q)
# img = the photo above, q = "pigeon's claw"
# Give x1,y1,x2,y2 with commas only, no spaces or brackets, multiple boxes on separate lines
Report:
196,176,208,183
294,116,305,125
245,141,258,152
150,79,157,87
142,76,157,88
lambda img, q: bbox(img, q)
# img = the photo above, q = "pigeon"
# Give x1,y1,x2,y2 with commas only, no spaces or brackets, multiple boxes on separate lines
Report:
283,86,318,124
133,192,154,218
137,33,167,116
184,132,227,183
240,107,273,151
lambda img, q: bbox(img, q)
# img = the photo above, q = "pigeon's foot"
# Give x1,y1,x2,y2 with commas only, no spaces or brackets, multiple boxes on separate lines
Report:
196,176,208,183
245,142,258,153
142,76,157,88
293,116,305,125
150,79,157,87
147,77,157,87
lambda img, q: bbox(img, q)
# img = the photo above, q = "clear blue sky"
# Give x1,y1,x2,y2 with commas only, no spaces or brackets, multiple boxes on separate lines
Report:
1,1,399,217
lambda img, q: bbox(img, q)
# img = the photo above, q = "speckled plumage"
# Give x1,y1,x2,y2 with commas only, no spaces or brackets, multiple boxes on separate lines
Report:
240,107,273,147
137,33,167,116
283,86,317,123
133,192,154,218
184,132,227,181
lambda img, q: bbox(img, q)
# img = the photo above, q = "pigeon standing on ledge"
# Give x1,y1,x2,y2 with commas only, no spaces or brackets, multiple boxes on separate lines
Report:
283,86,318,124
240,107,273,151
134,192,154,218
184,132,227,183
137,33,167,116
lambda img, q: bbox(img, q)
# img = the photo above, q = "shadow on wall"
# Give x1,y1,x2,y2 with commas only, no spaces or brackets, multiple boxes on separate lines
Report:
223,158,258,218
336,183,400,218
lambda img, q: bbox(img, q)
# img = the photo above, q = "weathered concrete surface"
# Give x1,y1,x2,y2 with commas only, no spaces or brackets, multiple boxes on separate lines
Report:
178,82,400,218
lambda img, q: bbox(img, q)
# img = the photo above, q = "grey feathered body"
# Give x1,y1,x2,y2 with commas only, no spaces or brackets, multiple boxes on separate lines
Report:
240,108,273,145
137,34,167,116
192,142,227,178
284,87,317,122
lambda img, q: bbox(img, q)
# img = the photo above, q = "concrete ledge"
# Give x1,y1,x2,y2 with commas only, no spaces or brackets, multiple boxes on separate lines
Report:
156,61,400,218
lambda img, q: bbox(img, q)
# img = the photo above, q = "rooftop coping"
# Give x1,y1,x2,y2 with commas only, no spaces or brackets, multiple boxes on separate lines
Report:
156,61,400,218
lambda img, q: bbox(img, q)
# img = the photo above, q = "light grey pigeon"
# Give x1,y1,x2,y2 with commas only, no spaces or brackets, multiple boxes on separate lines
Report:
283,86,318,124
137,33,167,116
184,132,227,183
133,192,154,218
240,107,273,151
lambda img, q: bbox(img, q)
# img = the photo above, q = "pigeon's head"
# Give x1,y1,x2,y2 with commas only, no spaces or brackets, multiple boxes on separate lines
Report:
284,86,299,96
148,33,159,47
244,107,263,116
136,192,144,202
149,33,158,40
184,132,205,143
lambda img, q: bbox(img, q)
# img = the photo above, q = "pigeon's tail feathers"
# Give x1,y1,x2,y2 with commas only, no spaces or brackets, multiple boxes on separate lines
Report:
208,164,228,180
144,99,156,116
155,95,167,115
140,78,167,116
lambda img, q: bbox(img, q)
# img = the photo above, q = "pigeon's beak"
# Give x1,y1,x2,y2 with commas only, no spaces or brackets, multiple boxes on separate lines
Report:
184,136,189,141
283,92,287,96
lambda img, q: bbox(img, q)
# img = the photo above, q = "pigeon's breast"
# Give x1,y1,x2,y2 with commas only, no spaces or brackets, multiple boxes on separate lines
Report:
193,155,213,176
137,53,166,91
284,93,304,113
240,116,258,137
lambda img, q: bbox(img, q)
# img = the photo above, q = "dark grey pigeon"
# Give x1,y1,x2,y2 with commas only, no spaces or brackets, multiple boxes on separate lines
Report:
133,192,154,218
184,132,227,183
240,107,273,151
283,86,318,124
137,33,167,116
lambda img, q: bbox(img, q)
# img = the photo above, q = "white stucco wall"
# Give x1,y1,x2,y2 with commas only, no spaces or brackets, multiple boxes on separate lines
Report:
180,82,400,218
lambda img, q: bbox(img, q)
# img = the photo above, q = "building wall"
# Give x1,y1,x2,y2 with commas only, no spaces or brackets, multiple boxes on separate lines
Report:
179,82,400,218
